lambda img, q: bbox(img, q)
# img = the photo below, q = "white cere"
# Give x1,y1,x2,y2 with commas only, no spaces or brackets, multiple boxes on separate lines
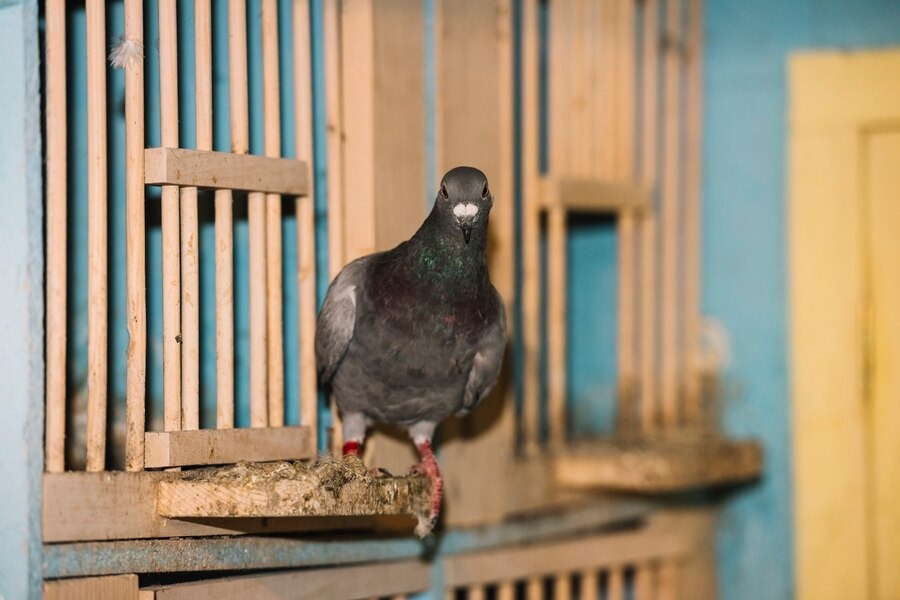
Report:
452,203,479,218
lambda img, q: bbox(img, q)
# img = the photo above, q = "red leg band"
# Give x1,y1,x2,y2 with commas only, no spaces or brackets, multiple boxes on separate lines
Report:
342,440,361,456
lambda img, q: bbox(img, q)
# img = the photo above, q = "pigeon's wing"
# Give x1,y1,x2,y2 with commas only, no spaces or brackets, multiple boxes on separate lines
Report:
315,256,374,384
460,290,508,414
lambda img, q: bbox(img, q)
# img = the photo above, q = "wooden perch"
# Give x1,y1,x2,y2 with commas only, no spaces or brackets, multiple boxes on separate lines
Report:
144,426,315,469
157,456,432,519
144,147,310,196
540,177,652,213
555,434,763,492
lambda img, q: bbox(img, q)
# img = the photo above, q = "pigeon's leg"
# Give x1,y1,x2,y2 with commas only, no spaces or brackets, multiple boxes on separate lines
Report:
341,412,369,456
408,421,441,537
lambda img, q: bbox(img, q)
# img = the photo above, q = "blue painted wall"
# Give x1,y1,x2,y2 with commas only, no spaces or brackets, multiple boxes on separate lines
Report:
703,2,900,599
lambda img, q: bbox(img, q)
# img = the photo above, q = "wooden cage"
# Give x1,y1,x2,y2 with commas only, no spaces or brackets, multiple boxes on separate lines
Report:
39,0,759,596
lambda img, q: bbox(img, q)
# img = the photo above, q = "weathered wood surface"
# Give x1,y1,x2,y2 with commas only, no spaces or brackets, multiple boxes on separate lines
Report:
44,574,139,600
140,560,429,600
556,435,763,492
144,147,310,196
157,457,431,519
144,426,315,468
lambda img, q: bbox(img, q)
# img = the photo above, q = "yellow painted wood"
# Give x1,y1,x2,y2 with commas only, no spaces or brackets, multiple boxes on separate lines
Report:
790,50,900,600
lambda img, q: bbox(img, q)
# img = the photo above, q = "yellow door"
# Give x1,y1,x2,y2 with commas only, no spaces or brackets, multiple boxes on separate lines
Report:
790,50,900,600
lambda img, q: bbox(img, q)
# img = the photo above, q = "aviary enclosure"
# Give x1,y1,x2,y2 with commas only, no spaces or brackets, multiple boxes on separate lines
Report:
40,0,760,597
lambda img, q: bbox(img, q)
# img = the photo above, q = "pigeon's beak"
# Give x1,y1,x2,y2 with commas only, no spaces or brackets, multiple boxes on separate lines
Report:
458,219,474,244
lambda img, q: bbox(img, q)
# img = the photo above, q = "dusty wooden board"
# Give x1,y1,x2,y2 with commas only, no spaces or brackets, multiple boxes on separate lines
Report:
157,457,431,519
139,560,429,600
144,426,315,468
44,574,139,600
144,147,309,195
555,435,763,492
541,177,651,213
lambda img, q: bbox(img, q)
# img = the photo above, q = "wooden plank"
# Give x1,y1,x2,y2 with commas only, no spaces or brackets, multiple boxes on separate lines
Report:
215,184,236,430
141,561,429,600
607,567,625,600
682,0,704,425
262,0,285,428
124,0,147,471
44,0,67,474
85,0,108,472
547,205,567,449
324,0,345,279
469,584,486,600
42,471,391,543
660,0,682,429
555,436,762,492
633,562,655,599
144,147,310,195
44,574,139,600
657,559,679,600
156,458,430,518
580,569,599,600
556,572,572,599
144,425,315,468
542,178,651,213
294,0,318,450
249,188,269,428
497,581,515,600
639,0,660,435
526,577,542,600
520,0,540,454
444,527,688,587
159,0,182,433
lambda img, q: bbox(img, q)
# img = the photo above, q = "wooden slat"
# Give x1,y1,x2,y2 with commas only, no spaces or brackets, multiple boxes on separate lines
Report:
86,0,108,471
544,178,651,213
634,562,655,599
556,572,572,599
682,0,704,425
156,460,431,518
639,0,660,435
294,0,318,450
547,205,567,448
469,584,486,600
144,148,310,195
141,560,429,600
444,528,688,587
125,0,147,471
657,559,679,600
497,581,515,600
44,574,139,600
324,0,344,452
660,0,682,429
262,0,285,428
555,436,763,492
44,0,67,474
43,472,385,542
144,425,314,468
249,187,269,429
580,569,599,600
520,0,540,454
159,0,182,433
526,577,543,600
607,567,625,600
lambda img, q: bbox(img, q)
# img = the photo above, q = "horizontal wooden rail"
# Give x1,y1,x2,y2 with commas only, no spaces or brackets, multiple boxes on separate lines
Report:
541,177,652,213
145,147,310,195
144,426,315,469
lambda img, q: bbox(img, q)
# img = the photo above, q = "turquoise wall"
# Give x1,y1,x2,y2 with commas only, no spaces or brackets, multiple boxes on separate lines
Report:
704,1,900,599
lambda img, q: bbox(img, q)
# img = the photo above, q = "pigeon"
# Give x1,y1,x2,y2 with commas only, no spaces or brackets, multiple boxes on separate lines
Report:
315,166,507,536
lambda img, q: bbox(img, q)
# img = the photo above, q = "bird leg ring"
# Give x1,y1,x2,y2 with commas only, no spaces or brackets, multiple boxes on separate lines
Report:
342,440,362,456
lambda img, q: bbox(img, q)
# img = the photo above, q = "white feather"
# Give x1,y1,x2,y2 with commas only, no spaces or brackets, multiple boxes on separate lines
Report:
108,37,144,70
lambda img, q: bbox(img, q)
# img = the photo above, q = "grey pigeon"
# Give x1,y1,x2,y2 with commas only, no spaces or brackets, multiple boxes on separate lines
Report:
315,166,507,535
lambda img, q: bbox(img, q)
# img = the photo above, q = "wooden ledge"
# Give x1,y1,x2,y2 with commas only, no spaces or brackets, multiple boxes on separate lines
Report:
145,147,310,195
555,435,763,493
145,426,315,469
540,177,652,213
157,457,431,519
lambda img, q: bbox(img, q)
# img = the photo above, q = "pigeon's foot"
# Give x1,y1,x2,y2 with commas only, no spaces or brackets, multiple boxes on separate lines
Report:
342,440,362,456
412,440,442,538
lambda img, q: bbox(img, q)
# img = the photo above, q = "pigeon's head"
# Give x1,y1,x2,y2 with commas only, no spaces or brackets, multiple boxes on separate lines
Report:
436,166,493,245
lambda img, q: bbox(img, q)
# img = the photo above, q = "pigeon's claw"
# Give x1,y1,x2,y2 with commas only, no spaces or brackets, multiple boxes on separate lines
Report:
412,440,442,537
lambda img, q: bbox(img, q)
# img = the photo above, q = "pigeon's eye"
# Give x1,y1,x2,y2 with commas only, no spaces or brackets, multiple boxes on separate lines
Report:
481,183,489,198
440,183,449,199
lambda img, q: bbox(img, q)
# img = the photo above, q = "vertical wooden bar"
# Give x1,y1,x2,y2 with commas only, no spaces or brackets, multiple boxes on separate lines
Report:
526,577,543,600
86,0,108,471
469,585,486,600
497,581,515,600
639,0,659,434
323,0,343,451
44,0,67,473
556,572,572,599
607,567,625,600
444,589,455,600
125,0,147,470
616,0,638,432
581,570,599,600
569,0,588,176
159,0,182,433
657,559,679,600
294,0,318,448
634,563,655,599
682,0,704,426
661,0,682,429
520,0,540,454
262,0,284,427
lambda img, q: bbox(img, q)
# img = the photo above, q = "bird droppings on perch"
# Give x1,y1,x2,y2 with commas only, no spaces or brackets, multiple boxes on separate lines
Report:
156,455,433,536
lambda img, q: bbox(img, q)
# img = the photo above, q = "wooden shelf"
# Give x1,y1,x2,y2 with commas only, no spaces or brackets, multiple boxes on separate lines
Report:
540,177,652,213
157,456,431,519
555,435,763,493
144,426,315,469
